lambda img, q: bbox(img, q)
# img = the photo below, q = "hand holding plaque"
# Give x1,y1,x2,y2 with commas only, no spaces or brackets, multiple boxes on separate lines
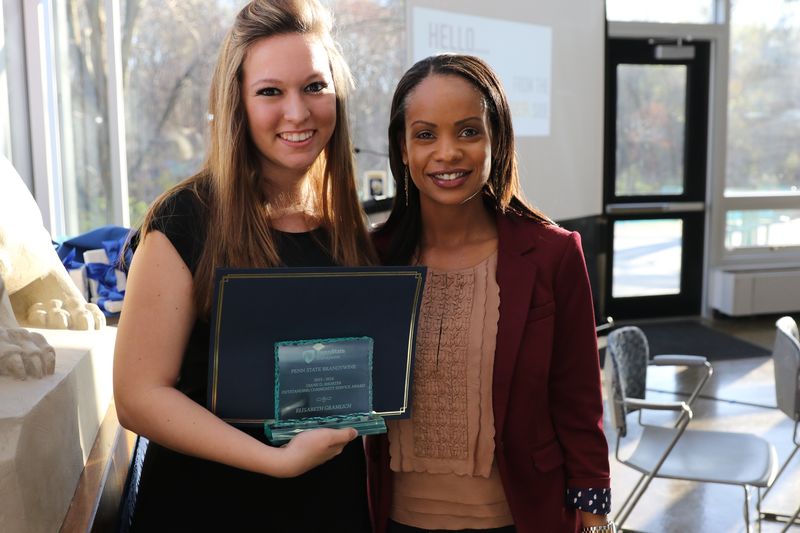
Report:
265,337,386,444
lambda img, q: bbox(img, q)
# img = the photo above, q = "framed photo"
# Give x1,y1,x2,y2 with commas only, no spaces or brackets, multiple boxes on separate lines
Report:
364,170,388,199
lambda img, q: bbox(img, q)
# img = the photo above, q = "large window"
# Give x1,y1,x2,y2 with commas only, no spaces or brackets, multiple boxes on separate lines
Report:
122,0,241,226
52,0,114,235
41,0,405,235
723,0,800,254
726,0,800,196
120,0,404,227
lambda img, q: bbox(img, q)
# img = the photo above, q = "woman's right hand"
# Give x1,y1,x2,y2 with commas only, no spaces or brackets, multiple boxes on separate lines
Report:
274,427,358,477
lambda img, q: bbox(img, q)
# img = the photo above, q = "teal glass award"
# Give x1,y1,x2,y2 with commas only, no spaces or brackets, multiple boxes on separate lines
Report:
264,337,387,444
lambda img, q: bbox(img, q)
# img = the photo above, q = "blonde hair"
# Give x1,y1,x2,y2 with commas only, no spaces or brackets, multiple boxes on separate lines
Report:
139,0,375,316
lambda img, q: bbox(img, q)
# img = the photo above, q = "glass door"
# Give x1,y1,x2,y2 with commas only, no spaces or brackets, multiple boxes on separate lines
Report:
604,38,710,318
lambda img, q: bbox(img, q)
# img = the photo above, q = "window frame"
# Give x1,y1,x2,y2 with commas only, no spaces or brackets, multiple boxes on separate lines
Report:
718,0,800,260
20,0,129,239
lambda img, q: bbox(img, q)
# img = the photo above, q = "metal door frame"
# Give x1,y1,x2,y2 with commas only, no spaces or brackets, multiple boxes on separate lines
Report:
604,36,712,318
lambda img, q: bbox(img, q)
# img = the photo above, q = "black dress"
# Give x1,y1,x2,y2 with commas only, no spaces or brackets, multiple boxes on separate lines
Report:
126,188,371,533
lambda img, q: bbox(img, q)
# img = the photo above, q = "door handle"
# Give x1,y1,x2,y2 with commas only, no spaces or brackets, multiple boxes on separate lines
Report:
605,202,704,214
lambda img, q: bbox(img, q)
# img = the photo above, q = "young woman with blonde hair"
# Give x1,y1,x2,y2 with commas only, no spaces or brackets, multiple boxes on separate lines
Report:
114,1,375,530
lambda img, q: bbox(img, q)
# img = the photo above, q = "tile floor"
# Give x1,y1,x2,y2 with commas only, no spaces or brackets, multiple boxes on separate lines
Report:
603,313,800,533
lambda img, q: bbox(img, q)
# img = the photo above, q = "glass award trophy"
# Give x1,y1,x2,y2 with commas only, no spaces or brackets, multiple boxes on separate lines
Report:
264,337,387,444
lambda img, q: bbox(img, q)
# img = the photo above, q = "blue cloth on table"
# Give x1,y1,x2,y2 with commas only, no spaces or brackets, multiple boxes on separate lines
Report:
56,225,133,268
56,225,133,316
61,248,84,271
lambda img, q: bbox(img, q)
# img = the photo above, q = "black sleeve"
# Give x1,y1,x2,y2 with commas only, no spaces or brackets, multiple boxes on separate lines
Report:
144,188,207,274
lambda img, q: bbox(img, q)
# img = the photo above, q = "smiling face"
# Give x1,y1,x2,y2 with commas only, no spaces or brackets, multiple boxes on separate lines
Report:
402,74,493,211
241,33,337,187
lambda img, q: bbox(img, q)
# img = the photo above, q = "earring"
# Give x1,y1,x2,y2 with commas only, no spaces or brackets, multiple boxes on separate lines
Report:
404,165,409,207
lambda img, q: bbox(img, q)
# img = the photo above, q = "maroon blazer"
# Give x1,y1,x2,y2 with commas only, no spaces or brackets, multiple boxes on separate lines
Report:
366,212,611,533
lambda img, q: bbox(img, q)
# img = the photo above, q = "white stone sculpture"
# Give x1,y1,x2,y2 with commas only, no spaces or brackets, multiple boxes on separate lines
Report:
0,156,105,378
0,277,55,379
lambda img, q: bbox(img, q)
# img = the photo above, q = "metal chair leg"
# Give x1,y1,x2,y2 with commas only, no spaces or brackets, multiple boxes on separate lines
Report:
762,444,799,500
744,485,752,533
759,441,800,527
615,471,663,530
780,506,800,533
614,472,647,526
756,487,762,533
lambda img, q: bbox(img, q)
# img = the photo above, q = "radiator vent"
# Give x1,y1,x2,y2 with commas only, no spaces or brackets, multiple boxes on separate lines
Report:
711,268,800,316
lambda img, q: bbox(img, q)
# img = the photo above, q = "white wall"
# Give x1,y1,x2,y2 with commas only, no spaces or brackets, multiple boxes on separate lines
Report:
407,0,606,221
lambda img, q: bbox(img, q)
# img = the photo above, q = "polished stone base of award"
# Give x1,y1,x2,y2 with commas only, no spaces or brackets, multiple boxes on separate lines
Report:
264,413,386,444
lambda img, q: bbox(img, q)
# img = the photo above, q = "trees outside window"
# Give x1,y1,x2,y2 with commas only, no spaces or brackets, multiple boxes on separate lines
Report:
53,0,405,234
121,0,241,227
726,0,800,195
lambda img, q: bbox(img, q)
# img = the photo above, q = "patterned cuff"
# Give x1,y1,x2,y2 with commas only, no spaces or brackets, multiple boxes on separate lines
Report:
566,487,611,514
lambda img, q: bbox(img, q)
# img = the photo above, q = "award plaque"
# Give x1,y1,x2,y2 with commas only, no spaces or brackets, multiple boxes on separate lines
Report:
208,266,426,431
264,337,386,443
